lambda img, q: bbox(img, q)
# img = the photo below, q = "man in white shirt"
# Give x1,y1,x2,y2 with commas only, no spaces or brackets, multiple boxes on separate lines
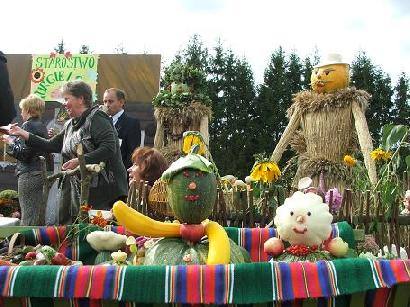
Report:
103,88,140,169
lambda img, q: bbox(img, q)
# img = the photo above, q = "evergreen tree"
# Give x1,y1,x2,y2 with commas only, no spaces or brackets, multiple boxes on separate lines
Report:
301,56,313,90
392,72,410,125
79,45,91,54
54,39,65,54
351,52,394,138
301,49,320,90
207,43,257,178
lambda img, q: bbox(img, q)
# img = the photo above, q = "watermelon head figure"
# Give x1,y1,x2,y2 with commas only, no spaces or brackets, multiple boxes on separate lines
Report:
162,151,217,224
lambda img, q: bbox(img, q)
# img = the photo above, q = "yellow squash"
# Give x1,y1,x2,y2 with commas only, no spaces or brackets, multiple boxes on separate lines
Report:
112,201,181,237
204,221,230,265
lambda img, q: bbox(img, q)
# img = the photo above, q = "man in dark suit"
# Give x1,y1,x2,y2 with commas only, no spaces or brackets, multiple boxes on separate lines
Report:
0,51,16,126
103,88,140,170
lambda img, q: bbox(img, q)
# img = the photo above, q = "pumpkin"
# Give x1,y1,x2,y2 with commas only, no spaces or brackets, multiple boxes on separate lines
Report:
144,237,250,265
310,63,349,93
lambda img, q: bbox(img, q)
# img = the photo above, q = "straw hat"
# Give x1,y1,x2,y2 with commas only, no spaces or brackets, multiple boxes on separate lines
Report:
314,53,349,68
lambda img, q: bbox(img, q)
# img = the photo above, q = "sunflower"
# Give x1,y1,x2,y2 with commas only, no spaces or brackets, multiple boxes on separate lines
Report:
182,131,206,155
250,161,281,183
343,155,356,167
31,68,45,83
370,148,392,162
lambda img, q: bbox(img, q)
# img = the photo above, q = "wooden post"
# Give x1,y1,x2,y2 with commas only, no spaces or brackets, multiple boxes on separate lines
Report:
248,189,254,227
364,190,371,234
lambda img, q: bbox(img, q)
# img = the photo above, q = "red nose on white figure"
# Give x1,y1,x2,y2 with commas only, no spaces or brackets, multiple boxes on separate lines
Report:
296,215,305,224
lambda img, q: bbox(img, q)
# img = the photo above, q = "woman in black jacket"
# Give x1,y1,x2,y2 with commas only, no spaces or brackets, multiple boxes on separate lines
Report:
4,94,49,225
10,81,127,224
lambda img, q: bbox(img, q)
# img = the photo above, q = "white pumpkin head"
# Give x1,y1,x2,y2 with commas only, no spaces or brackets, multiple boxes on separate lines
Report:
274,191,333,246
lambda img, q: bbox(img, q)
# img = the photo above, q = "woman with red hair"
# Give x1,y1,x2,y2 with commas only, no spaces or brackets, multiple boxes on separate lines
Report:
128,147,168,188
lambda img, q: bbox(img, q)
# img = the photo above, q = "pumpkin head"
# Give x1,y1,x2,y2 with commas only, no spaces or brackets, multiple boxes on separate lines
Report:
162,153,217,224
310,54,350,93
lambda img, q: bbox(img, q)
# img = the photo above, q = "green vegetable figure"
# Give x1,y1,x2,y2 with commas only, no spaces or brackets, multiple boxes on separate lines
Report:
162,149,217,224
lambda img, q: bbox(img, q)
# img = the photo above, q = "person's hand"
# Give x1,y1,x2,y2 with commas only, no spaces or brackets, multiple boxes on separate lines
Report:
48,128,56,138
62,158,79,171
9,124,29,140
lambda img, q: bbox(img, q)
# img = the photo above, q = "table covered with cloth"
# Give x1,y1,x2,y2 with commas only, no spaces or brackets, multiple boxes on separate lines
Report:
0,222,409,307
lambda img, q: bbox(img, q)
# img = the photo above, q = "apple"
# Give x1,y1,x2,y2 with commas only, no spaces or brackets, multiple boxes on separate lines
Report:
264,237,284,256
180,224,205,243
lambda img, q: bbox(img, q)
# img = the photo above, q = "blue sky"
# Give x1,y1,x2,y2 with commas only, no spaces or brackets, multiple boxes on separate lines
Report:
2,0,409,84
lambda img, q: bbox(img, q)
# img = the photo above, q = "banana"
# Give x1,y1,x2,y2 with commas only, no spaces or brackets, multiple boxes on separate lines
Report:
204,221,230,265
112,201,181,237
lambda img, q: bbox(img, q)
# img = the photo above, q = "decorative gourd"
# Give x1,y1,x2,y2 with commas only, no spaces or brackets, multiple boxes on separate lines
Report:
310,54,350,93
162,152,217,224
265,191,348,262
144,237,250,265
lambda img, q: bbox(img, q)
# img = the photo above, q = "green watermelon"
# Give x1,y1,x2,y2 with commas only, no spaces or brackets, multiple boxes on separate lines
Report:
275,250,332,262
162,152,217,224
94,251,113,264
144,237,250,265
167,169,217,224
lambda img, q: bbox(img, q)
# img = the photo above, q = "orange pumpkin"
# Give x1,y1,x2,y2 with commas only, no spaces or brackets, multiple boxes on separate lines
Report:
310,63,350,93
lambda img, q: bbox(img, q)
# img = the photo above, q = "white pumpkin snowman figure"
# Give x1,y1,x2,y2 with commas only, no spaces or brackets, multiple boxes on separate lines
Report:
264,191,348,260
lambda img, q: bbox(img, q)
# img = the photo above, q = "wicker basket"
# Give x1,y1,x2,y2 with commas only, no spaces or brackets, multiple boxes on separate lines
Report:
148,180,174,217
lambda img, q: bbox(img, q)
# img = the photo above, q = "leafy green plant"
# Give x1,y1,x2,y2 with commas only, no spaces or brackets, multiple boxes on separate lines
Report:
153,62,211,108
349,124,409,215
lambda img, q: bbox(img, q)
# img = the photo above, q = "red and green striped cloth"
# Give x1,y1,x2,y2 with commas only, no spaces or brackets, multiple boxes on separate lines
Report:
0,258,409,305
1,223,406,306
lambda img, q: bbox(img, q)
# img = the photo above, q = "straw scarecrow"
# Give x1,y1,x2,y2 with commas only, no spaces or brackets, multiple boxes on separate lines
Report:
153,62,211,163
270,54,377,191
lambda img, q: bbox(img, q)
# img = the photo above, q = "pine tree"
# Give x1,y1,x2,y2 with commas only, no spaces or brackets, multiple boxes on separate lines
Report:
392,72,410,125
54,39,65,54
79,45,90,54
351,51,394,138
255,47,303,166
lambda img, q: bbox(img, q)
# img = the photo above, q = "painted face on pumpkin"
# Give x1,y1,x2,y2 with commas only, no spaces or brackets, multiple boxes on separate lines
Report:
310,63,350,93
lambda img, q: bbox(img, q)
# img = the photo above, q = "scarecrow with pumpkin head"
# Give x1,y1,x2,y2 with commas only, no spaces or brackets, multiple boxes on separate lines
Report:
270,54,377,191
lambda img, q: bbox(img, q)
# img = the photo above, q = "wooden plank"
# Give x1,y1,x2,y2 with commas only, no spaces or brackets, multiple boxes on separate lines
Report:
349,292,366,307
302,298,318,307
391,283,410,307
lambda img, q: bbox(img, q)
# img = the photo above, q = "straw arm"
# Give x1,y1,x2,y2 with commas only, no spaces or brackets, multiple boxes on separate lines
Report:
351,100,378,185
270,108,301,163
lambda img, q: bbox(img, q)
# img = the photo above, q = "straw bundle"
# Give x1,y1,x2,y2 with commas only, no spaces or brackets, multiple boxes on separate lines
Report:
271,87,375,191
154,102,212,150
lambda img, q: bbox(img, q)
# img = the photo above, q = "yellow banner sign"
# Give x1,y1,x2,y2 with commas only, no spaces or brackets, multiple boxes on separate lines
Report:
30,54,99,101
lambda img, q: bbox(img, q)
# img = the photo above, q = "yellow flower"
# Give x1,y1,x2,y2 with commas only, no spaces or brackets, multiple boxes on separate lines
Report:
370,148,392,162
250,161,281,183
343,155,356,167
182,132,206,155
382,151,392,161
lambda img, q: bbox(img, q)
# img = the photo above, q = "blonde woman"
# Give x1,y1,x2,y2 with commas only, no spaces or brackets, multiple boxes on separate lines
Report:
4,94,49,225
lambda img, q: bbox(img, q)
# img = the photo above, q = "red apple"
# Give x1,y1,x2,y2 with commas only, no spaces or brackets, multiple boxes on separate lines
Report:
180,224,205,243
51,252,71,265
264,237,284,256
